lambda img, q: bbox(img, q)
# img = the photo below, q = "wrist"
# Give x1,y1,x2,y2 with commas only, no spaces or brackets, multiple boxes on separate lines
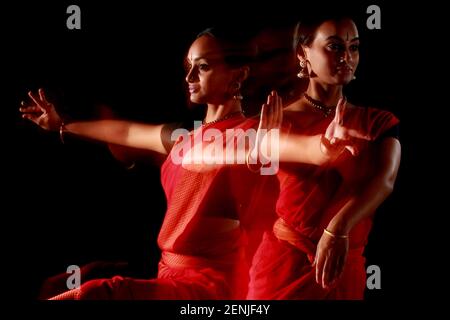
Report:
246,149,262,173
323,228,348,239
320,135,342,159
325,220,351,238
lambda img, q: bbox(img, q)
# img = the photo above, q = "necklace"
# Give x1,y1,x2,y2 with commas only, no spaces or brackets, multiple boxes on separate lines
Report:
202,110,244,127
303,93,337,117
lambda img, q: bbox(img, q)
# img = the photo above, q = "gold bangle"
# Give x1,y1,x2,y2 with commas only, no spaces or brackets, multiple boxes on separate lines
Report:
125,162,136,171
59,122,66,144
324,228,348,239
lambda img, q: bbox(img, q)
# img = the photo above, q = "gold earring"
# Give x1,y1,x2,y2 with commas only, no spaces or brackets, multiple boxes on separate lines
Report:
297,60,309,79
232,82,243,100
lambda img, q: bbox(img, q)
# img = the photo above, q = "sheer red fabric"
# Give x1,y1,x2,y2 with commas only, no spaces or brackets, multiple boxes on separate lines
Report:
248,106,399,300
49,115,277,300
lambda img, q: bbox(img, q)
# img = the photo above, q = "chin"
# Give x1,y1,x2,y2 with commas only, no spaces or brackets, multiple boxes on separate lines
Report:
189,94,202,104
334,76,352,85
189,97,207,106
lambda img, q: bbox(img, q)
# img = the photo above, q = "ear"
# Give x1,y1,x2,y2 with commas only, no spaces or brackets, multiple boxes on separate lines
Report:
296,45,308,62
234,66,250,83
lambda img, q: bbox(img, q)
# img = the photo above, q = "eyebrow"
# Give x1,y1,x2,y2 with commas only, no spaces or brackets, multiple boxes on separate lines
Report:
187,50,225,63
192,56,207,63
326,35,360,42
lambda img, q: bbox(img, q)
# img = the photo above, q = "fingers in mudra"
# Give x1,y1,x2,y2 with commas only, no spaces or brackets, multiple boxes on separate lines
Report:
20,88,61,130
20,106,42,114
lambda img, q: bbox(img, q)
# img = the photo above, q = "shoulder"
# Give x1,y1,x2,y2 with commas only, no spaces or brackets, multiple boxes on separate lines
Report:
349,103,398,123
348,103,400,140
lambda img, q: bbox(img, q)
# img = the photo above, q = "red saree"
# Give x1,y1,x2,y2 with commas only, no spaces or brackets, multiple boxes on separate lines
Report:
50,115,277,300
247,105,399,300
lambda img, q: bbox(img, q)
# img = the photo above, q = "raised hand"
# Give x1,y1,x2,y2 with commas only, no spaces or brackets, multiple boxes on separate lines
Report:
323,97,371,157
250,91,283,164
19,88,63,131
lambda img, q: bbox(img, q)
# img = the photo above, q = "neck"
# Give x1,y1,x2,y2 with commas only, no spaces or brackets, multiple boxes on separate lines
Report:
204,100,242,123
306,82,343,106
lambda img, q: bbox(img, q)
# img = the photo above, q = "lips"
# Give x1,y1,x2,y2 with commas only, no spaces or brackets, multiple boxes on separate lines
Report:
337,65,353,73
189,86,199,93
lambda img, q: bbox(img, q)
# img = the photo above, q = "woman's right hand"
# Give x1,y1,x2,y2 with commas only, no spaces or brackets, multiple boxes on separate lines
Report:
251,90,283,162
322,97,371,157
19,88,63,131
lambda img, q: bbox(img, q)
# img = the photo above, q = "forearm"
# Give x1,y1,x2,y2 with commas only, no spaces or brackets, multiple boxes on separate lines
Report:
65,120,167,154
326,177,394,235
279,134,332,165
326,138,401,235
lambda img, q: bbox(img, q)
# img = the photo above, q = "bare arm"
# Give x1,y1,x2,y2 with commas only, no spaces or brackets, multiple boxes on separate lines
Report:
314,137,401,288
253,95,368,168
278,134,330,165
327,137,401,235
64,120,168,154
20,89,172,155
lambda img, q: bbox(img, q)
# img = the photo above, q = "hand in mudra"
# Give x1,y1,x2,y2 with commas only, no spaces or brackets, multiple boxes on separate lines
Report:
252,90,283,161
323,97,371,157
19,88,62,131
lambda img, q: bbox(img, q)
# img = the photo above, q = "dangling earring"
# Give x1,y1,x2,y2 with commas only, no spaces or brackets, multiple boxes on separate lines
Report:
232,82,243,100
297,60,309,79
352,74,356,80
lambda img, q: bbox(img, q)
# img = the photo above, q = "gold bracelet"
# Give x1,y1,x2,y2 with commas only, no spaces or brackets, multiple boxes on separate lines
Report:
324,228,348,239
59,122,66,144
125,162,136,171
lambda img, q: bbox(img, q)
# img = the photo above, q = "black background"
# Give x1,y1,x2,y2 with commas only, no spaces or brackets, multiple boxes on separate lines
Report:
1,0,438,310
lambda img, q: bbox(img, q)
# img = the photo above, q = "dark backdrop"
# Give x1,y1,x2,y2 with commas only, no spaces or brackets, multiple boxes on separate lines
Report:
2,0,432,305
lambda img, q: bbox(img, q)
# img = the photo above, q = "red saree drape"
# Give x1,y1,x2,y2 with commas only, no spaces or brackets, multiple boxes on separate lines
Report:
248,106,399,300
49,115,277,300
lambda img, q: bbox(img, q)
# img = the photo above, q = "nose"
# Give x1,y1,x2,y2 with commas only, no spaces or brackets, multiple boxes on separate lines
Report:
340,49,353,64
185,67,197,83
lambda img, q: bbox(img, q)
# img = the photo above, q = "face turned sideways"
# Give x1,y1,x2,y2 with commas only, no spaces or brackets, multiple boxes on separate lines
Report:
185,35,242,105
300,18,360,85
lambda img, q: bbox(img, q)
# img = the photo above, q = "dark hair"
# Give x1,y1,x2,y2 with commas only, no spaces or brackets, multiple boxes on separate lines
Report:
196,26,258,68
293,8,360,51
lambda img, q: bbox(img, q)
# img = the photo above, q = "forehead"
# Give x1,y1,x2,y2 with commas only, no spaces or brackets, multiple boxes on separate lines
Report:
187,35,225,62
314,19,359,41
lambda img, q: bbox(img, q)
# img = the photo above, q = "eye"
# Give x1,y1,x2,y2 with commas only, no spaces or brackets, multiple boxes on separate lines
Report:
350,44,360,52
327,43,344,52
198,63,210,71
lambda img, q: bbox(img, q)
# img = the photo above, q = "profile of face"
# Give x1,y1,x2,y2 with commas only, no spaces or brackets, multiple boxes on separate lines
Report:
300,18,359,85
185,35,241,105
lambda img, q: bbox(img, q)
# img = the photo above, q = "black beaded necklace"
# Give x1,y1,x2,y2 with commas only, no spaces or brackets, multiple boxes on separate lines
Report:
202,110,244,127
303,93,337,117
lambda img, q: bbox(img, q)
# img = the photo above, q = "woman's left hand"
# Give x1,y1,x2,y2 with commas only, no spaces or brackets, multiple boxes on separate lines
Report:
313,230,349,289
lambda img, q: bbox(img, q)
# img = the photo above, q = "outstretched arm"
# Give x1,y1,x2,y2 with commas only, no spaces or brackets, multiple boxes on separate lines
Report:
314,137,401,289
252,95,369,169
19,89,173,155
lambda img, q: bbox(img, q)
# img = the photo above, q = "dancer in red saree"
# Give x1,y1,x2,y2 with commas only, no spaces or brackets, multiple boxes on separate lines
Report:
20,26,372,300
20,27,323,300
20,28,266,299
247,14,401,299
